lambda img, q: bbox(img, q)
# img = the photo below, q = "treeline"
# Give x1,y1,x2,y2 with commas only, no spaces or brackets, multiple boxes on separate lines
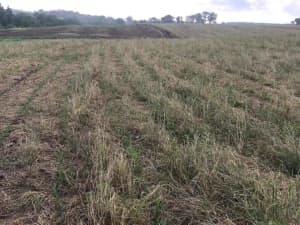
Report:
0,5,78,28
43,10,126,26
145,12,217,24
0,2,218,28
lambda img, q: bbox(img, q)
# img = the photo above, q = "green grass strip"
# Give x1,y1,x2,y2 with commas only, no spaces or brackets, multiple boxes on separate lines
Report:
0,66,59,146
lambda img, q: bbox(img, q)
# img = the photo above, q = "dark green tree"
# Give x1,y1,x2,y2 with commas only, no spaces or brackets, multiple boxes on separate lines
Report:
14,13,35,27
0,3,5,27
6,7,13,25
176,16,183,23
208,12,217,24
202,11,210,24
194,13,204,23
115,18,125,25
161,15,174,23
295,18,300,25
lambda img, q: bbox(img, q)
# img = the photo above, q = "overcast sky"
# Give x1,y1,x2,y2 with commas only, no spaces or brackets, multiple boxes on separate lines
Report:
1,0,299,23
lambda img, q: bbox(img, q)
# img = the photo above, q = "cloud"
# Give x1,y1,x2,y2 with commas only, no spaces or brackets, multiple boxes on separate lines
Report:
211,0,251,10
0,0,297,23
285,1,300,17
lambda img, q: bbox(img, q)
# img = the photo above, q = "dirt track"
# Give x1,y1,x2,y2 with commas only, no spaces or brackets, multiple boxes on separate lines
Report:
0,41,90,224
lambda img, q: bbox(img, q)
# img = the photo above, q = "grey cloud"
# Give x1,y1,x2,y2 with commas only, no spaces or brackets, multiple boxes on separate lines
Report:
285,1,300,17
211,0,251,10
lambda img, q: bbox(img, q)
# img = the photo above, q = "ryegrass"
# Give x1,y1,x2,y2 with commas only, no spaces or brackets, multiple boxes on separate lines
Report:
0,65,56,146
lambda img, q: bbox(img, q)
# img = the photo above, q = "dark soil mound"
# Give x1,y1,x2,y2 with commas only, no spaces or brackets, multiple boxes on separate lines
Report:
0,24,177,39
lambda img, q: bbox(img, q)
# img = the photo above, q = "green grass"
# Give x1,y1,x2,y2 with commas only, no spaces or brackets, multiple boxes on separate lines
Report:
0,65,57,146
0,37,26,42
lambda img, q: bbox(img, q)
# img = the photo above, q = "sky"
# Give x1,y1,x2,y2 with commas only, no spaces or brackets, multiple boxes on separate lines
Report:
1,0,299,23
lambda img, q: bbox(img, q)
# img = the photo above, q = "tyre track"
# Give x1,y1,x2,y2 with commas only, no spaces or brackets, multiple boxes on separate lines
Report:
0,59,83,224
0,64,41,97
0,66,57,146
0,63,55,143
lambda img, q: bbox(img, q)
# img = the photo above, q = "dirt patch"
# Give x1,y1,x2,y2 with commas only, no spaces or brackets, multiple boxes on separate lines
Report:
0,24,178,39
0,64,40,97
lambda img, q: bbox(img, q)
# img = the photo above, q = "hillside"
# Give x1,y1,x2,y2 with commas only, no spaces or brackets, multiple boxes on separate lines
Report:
160,23,300,38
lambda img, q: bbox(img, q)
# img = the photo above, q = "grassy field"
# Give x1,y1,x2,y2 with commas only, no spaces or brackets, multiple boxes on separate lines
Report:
0,24,300,225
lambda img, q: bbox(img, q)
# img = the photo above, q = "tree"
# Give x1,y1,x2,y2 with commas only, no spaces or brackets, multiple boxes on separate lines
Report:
202,11,210,24
5,7,13,26
295,18,300,25
186,15,195,23
161,15,174,23
187,12,217,24
194,13,204,23
0,3,5,27
148,17,160,23
137,19,147,24
176,16,183,23
14,13,35,27
33,12,66,26
126,16,133,24
208,12,217,24
115,18,125,25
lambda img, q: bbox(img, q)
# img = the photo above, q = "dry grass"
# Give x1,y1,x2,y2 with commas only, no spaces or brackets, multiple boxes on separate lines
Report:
0,25,300,225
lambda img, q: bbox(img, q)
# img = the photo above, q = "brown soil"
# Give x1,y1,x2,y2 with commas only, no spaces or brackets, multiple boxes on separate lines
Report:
0,24,177,39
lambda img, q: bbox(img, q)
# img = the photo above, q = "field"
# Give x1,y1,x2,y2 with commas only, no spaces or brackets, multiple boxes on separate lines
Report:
0,24,300,225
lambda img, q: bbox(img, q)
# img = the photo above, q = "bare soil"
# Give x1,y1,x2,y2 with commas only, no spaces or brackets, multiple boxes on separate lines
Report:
0,24,177,39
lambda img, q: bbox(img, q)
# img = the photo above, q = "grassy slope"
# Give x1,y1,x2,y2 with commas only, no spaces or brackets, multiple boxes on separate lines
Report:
0,25,300,225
